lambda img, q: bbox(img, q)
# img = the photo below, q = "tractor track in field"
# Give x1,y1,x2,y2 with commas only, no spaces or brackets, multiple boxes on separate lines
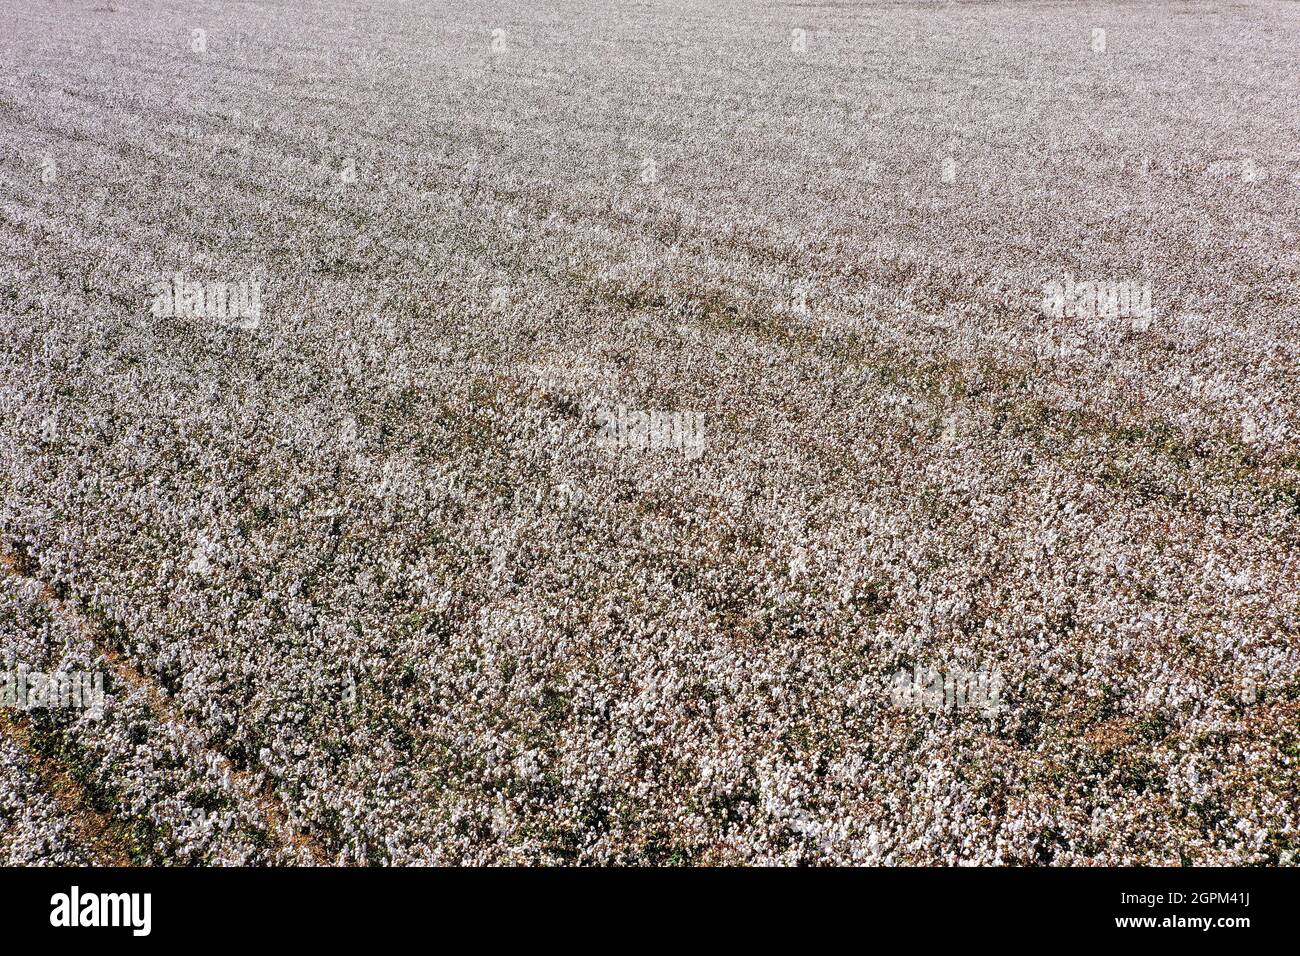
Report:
0,708,133,866
0,550,331,865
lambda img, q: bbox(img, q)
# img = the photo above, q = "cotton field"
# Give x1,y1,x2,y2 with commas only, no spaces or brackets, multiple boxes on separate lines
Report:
0,0,1297,867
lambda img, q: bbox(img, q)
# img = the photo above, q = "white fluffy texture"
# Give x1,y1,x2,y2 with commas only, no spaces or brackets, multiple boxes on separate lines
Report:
0,576,309,863
0,732,89,866
0,0,1296,864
